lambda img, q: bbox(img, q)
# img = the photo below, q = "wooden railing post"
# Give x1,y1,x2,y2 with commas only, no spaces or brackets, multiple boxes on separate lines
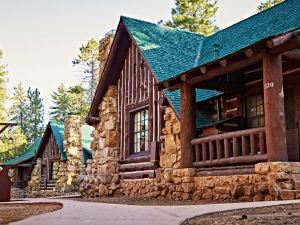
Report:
263,53,288,161
202,143,207,161
180,82,196,168
242,136,247,156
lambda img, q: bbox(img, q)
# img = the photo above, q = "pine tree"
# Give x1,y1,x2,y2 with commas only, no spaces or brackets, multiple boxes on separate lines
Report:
258,0,284,11
0,50,8,122
9,83,28,133
0,127,28,164
26,88,44,142
72,38,99,104
68,84,89,116
50,84,70,122
165,0,219,36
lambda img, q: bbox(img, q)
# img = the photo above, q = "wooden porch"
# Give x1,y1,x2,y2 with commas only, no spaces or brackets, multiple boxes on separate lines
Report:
159,29,300,168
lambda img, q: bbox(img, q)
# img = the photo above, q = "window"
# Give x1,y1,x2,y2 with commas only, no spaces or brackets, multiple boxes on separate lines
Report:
246,94,264,128
133,109,149,153
50,161,59,180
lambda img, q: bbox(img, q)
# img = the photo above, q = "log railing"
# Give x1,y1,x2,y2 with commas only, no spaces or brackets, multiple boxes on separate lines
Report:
191,127,267,167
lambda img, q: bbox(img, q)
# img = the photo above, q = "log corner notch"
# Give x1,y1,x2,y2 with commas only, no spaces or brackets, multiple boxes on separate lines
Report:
180,82,196,168
262,53,288,162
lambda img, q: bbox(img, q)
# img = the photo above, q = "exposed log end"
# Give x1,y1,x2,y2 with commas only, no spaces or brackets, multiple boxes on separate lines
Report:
86,116,100,125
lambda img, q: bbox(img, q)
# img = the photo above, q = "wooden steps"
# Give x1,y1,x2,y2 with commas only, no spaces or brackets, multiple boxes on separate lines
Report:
40,180,56,191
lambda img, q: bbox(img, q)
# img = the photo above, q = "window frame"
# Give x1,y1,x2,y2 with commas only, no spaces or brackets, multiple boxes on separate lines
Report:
245,93,265,128
129,106,150,156
49,160,59,180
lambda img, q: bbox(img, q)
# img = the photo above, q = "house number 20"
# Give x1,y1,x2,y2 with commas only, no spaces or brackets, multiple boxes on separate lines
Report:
264,82,274,89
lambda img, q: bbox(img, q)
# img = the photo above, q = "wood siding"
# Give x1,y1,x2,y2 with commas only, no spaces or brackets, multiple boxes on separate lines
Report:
41,133,60,181
117,42,161,160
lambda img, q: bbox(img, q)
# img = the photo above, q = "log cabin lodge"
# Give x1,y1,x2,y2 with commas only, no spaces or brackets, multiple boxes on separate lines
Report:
81,0,300,201
2,0,300,201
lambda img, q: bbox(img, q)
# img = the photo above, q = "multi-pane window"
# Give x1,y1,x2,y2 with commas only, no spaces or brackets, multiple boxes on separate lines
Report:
133,109,149,153
246,94,264,128
50,161,59,180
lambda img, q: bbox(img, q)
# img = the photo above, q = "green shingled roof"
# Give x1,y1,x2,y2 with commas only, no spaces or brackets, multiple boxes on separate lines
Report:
2,138,42,166
194,0,300,69
122,0,300,82
49,122,94,162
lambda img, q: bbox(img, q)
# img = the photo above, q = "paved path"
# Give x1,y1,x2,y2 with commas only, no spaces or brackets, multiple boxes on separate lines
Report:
7,198,300,225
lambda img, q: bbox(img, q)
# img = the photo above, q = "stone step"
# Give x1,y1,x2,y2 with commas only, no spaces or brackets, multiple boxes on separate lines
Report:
280,190,300,200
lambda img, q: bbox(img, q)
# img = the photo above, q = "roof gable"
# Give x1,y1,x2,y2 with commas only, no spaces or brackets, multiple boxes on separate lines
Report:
35,121,94,162
122,16,205,83
89,16,221,118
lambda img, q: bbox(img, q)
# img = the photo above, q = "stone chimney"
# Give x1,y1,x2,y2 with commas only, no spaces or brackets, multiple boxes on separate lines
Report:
63,114,84,191
98,30,115,80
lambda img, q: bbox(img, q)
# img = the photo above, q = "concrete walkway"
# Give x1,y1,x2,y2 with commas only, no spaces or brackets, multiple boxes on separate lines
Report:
8,198,300,225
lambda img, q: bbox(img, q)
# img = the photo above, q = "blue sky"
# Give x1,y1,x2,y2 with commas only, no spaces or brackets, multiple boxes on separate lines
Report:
0,0,262,121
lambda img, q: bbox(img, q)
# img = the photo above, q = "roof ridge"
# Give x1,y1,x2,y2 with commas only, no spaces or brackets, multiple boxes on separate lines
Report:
121,15,205,38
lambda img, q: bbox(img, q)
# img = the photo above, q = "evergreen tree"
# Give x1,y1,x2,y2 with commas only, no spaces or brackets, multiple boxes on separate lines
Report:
68,84,89,116
50,84,89,122
0,127,27,164
50,84,70,122
165,0,219,35
73,38,100,104
9,83,28,133
26,88,44,142
0,50,8,122
258,0,284,11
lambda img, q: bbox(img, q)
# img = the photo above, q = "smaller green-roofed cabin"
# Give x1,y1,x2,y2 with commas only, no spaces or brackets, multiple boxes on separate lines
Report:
31,121,93,190
1,138,41,189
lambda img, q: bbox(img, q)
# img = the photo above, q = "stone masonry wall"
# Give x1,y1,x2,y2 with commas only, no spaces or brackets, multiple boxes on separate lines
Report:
26,158,41,197
80,86,119,197
98,32,114,79
56,115,84,193
160,107,181,169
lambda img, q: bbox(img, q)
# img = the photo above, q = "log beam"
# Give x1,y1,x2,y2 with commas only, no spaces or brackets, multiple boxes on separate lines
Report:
188,53,264,85
267,30,300,48
282,49,300,61
180,82,196,168
263,53,288,162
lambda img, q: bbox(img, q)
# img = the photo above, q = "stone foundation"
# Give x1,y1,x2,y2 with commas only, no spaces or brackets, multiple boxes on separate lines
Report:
10,188,26,199
115,162,300,201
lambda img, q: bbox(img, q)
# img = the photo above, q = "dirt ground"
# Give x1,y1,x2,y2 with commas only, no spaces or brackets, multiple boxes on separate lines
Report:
182,203,300,225
73,196,238,206
0,202,62,225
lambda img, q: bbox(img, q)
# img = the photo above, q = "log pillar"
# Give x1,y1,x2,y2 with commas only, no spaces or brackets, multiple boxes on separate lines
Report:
263,53,288,161
180,82,196,168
